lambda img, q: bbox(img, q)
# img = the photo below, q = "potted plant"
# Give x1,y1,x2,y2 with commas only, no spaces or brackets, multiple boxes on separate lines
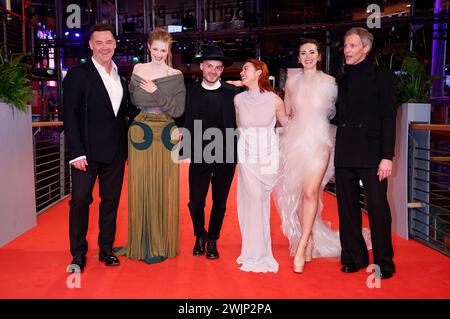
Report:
397,56,431,104
0,49,36,247
0,50,33,112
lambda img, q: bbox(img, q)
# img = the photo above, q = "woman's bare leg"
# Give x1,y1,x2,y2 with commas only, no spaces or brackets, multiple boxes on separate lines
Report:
294,152,330,270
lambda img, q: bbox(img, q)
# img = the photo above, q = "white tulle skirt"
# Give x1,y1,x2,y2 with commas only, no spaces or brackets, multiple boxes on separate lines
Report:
274,122,371,259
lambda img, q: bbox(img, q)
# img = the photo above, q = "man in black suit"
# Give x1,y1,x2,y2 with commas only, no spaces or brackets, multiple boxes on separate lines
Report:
63,23,136,272
181,46,239,259
333,27,397,279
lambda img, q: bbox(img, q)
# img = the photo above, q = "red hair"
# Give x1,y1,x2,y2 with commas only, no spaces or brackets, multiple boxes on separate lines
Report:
245,59,275,93
148,28,173,67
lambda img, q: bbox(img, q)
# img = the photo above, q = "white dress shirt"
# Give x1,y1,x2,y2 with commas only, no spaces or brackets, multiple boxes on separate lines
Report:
69,58,123,164
201,79,221,90
91,57,123,116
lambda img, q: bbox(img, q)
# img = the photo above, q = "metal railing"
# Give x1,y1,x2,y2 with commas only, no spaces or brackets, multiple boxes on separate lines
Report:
325,179,367,211
32,121,71,215
0,7,23,53
408,124,450,256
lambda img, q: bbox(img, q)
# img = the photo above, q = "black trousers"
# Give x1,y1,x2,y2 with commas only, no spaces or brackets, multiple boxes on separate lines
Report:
335,167,395,273
188,162,236,240
69,152,126,257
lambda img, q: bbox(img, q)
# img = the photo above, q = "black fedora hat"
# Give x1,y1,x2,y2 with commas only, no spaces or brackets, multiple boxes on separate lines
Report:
192,46,234,67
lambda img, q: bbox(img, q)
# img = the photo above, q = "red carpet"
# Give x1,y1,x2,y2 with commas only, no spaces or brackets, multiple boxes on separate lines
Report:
0,163,449,299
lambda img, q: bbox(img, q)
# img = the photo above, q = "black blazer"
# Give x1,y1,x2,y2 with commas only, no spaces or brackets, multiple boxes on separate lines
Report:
63,59,136,164
332,61,397,168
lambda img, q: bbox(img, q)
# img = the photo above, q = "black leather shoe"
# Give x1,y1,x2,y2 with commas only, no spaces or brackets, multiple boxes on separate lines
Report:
99,252,120,266
380,269,394,279
69,255,86,273
341,263,363,273
206,240,219,259
193,232,207,256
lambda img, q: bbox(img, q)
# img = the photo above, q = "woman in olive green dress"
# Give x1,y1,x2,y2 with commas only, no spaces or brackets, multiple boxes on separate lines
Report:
118,28,185,263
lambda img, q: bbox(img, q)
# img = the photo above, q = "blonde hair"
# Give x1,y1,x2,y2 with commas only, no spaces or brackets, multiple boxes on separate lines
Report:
148,28,173,67
344,27,373,50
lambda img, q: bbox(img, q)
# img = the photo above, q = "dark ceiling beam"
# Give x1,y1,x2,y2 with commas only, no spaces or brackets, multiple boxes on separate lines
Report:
171,12,450,40
37,12,450,47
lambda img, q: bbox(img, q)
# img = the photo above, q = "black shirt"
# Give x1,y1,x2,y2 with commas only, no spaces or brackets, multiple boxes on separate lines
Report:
198,85,226,132
182,82,240,163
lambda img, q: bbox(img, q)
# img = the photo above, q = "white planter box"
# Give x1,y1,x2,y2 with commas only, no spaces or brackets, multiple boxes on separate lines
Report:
388,102,431,239
0,103,36,247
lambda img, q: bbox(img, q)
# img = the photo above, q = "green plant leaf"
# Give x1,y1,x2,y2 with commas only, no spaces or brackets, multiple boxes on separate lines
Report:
397,56,430,104
0,50,33,112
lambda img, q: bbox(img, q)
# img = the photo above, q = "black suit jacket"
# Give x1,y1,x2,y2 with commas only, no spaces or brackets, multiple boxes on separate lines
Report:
332,61,397,168
63,59,136,164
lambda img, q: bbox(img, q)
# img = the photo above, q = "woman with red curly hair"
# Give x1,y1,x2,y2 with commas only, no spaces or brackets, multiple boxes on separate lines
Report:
234,59,288,273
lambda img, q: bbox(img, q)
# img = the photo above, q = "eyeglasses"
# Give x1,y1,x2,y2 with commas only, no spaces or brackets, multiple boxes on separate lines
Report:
204,63,224,72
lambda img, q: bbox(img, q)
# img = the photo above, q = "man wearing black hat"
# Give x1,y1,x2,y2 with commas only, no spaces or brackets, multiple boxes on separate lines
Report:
181,46,239,259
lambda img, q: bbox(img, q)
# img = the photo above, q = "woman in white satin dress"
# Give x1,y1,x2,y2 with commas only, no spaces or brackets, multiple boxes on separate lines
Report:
275,39,343,273
234,59,288,273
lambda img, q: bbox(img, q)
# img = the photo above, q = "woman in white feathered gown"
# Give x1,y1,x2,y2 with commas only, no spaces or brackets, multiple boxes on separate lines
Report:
275,39,371,273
